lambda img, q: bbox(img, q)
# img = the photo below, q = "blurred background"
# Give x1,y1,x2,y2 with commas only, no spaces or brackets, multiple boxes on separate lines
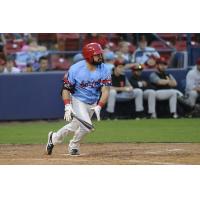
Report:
0,33,200,121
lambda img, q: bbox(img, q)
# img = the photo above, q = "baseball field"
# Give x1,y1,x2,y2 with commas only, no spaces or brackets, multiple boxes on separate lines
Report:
0,118,200,164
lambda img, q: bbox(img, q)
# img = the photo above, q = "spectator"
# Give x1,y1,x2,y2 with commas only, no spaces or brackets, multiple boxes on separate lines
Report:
104,42,118,52
149,57,182,118
73,53,84,64
0,64,5,73
0,59,5,72
35,56,49,72
129,64,157,118
103,51,116,73
185,58,200,107
105,61,144,119
83,33,108,48
132,35,160,68
23,63,34,72
22,37,47,52
117,41,132,63
3,56,21,74
15,37,48,70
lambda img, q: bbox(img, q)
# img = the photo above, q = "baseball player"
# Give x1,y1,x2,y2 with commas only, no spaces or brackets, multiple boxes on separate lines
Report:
128,64,157,118
185,58,200,107
149,56,183,118
46,43,112,155
106,61,144,119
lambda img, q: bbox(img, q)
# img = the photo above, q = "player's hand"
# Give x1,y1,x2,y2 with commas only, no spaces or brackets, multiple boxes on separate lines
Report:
64,104,75,122
142,81,148,87
124,86,133,92
91,105,101,121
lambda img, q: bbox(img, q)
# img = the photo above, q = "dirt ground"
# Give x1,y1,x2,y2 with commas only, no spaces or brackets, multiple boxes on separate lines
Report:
0,143,200,165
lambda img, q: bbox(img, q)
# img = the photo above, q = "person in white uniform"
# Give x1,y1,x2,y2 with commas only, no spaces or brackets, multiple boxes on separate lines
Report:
46,43,111,156
185,58,200,107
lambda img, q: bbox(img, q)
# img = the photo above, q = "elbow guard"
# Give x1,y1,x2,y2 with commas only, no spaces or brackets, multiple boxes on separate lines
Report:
61,80,75,95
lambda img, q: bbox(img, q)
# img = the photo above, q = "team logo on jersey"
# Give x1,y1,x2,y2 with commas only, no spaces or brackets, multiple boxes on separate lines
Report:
80,79,101,88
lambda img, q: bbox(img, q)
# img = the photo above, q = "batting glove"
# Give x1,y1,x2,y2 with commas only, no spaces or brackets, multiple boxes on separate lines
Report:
64,104,75,122
91,105,102,121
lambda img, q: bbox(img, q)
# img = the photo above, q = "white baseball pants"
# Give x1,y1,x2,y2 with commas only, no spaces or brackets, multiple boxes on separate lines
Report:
186,90,199,107
143,89,156,114
52,96,95,151
155,89,178,113
106,88,144,113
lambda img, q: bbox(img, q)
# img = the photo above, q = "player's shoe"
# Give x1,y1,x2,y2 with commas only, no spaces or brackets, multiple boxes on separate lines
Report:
46,131,54,155
69,148,80,156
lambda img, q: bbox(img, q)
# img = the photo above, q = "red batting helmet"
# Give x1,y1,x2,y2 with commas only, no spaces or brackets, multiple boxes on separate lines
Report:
82,43,103,63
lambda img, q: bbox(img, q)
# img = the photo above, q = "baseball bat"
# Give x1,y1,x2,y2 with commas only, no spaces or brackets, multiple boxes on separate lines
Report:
71,113,95,131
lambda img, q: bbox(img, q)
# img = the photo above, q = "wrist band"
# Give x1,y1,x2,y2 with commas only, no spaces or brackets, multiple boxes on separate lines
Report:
63,99,71,105
98,101,104,108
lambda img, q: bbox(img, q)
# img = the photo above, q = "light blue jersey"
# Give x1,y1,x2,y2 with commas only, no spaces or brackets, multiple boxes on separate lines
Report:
64,60,112,104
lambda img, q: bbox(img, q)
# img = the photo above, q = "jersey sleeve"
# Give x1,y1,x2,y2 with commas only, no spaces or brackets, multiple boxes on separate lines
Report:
100,66,112,86
150,72,160,84
63,67,76,86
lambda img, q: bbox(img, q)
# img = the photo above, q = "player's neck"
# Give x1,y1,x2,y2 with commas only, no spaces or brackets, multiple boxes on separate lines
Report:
86,62,96,71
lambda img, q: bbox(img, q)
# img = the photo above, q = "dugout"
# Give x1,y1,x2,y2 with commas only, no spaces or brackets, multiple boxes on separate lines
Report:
0,69,189,121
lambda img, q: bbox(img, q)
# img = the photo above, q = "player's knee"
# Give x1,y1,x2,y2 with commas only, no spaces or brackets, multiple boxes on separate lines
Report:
170,89,177,97
146,89,156,96
109,89,117,97
190,90,198,98
80,125,92,134
134,88,143,96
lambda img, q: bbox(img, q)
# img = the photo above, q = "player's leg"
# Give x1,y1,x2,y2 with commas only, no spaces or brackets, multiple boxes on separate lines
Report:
187,90,199,107
132,88,144,112
156,89,178,118
46,96,85,155
143,89,157,118
168,89,178,116
46,115,79,155
68,97,94,155
52,119,79,144
106,89,117,113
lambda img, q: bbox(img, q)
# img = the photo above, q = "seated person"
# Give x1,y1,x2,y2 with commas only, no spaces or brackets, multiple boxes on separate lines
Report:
106,61,144,119
83,33,108,48
116,41,132,63
132,35,160,68
103,51,116,73
150,57,183,118
3,56,21,74
35,56,50,72
129,64,157,118
185,58,200,107
73,53,84,64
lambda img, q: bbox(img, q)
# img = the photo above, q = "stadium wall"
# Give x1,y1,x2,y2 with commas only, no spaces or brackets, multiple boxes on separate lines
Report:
0,69,189,121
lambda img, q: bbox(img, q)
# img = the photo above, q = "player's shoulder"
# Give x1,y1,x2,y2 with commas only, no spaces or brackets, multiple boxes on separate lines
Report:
100,63,111,72
69,60,86,72
187,66,196,75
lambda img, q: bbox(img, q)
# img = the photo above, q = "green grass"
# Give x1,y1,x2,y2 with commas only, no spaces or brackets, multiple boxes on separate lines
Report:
0,119,200,144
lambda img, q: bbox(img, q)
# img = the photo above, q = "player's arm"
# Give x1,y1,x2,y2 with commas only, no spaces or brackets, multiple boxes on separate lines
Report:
111,86,129,92
91,86,110,121
62,89,71,104
99,86,110,106
62,71,76,121
156,77,171,86
150,72,170,86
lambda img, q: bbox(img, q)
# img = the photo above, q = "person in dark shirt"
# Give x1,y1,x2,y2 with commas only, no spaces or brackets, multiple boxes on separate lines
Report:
36,56,50,72
106,61,144,119
129,64,157,118
149,56,183,118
